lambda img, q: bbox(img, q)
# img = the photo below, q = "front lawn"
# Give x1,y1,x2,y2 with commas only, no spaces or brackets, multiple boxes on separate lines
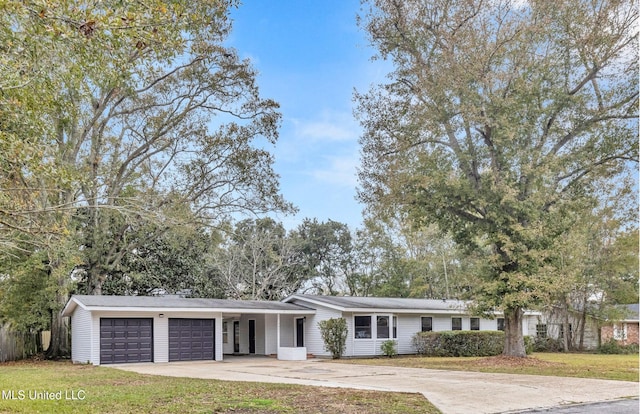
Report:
0,360,439,414
338,352,639,382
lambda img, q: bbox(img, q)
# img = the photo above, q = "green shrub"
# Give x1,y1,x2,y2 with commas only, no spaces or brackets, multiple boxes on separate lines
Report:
598,339,640,355
533,336,564,353
318,317,348,359
412,331,505,357
380,340,397,358
524,336,534,355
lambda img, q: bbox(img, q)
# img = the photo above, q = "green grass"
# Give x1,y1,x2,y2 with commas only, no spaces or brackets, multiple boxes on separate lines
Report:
338,352,639,382
0,361,440,414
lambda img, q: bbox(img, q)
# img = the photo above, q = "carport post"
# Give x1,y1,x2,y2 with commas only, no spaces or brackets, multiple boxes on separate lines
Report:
276,313,281,351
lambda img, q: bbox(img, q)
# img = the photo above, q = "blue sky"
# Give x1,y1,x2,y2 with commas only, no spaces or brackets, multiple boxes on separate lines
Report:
226,1,389,230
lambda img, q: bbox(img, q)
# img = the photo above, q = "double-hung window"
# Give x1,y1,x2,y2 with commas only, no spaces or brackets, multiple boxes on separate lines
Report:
470,317,480,331
355,316,372,339
377,316,389,338
613,323,628,341
452,317,462,331
536,324,547,338
421,316,433,332
355,315,397,339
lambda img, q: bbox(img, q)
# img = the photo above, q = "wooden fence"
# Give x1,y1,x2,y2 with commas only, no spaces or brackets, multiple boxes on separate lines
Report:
0,324,50,362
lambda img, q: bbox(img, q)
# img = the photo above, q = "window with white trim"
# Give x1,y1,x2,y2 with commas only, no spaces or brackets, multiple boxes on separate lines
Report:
421,316,433,332
613,323,627,341
497,318,505,331
536,324,547,338
393,316,397,339
377,316,389,338
452,317,462,331
355,316,372,339
470,317,480,331
223,321,229,343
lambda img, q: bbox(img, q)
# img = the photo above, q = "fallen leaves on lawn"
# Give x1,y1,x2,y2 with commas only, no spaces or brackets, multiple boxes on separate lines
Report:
475,355,562,368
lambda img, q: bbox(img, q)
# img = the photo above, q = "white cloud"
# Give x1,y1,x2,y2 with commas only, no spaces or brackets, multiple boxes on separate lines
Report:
311,154,359,187
299,121,353,141
293,110,359,143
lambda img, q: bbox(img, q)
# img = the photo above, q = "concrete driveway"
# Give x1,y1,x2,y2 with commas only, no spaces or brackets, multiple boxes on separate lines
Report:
111,357,639,414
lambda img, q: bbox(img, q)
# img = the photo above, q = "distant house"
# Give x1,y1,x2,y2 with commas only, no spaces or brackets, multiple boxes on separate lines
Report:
62,294,542,365
534,307,600,351
600,304,639,347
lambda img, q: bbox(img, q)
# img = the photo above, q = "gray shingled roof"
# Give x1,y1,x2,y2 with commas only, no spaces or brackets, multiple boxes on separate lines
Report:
623,303,639,321
69,295,313,311
289,294,469,311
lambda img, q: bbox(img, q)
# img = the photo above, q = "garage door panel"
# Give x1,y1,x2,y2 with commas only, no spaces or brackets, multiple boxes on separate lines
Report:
168,318,215,361
100,318,153,364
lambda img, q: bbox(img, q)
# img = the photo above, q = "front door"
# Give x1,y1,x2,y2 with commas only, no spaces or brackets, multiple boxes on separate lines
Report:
233,321,240,353
296,318,304,347
249,320,256,354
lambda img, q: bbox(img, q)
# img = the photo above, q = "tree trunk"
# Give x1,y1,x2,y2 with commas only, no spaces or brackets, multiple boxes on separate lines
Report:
503,306,526,357
35,329,43,354
578,292,588,350
562,296,571,352
45,293,70,359
45,266,71,359
86,264,105,295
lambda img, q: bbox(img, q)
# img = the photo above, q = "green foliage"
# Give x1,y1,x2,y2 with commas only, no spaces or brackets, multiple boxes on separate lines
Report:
0,251,51,331
356,0,638,356
533,337,564,353
523,336,534,355
1,0,291,356
318,317,348,359
361,219,481,300
97,221,212,296
294,219,357,295
597,339,640,355
380,340,398,358
412,331,505,357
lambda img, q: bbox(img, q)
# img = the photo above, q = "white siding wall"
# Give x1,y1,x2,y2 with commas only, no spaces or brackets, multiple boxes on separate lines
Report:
525,315,538,337
432,316,452,331
214,313,223,361
264,314,277,355
238,314,266,354
289,300,342,357
222,319,234,355
397,314,420,354
279,315,294,347
90,315,100,365
70,306,92,364
239,315,249,354
154,316,168,363
480,318,498,331
255,315,265,355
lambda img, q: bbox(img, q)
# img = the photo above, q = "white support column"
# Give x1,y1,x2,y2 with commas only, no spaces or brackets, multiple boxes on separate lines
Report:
277,313,281,351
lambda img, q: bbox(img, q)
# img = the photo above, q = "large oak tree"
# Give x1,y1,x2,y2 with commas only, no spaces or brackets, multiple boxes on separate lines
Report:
356,0,638,356
1,0,292,357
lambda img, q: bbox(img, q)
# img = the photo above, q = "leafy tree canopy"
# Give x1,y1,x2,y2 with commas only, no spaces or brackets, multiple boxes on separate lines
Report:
356,0,638,356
